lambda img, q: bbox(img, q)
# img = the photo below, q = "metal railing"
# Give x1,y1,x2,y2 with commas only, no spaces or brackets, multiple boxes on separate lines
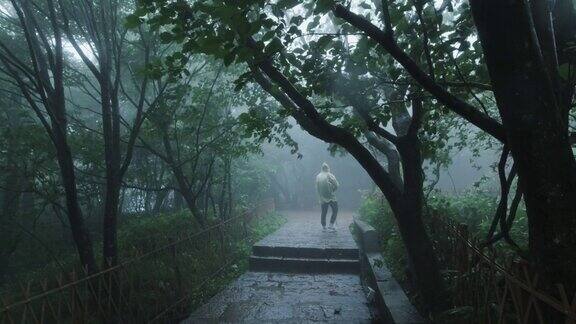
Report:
429,212,576,323
0,199,275,323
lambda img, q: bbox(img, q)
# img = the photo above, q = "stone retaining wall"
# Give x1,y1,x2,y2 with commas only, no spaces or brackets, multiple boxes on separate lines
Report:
353,218,427,324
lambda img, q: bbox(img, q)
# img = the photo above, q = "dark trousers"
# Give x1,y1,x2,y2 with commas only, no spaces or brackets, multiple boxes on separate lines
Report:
321,201,338,226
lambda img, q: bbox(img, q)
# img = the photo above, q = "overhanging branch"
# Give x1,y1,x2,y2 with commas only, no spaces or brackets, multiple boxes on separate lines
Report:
333,4,507,143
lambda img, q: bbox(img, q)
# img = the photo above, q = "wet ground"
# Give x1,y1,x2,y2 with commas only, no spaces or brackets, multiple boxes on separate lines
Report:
182,210,376,323
253,210,358,252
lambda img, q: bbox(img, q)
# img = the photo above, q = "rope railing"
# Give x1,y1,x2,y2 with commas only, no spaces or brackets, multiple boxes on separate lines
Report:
0,198,276,324
429,212,576,323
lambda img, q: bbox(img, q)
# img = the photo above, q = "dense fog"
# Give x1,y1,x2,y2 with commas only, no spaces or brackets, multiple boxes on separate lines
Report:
264,124,499,211
1,0,574,322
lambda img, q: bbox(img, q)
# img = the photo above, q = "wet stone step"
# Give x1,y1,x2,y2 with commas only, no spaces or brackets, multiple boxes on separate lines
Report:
252,244,359,260
183,211,377,323
249,255,360,274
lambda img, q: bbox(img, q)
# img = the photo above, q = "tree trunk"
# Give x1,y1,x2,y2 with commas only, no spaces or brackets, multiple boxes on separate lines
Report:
54,136,97,273
203,181,211,218
0,146,20,281
173,190,184,211
552,0,576,111
52,72,97,272
171,164,206,227
365,132,403,189
102,178,121,267
153,189,169,214
208,191,218,220
2,158,21,220
100,71,122,267
227,160,233,217
161,131,206,226
181,191,205,227
344,78,446,310
396,135,448,312
251,63,448,311
339,134,448,312
470,0,576,297
218,175,226,219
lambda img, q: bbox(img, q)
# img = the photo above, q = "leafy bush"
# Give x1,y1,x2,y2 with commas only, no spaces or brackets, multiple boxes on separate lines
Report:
358,193,408,283
115,209,287,318
358,188,529,291
1,209,286,321
427,189,528,249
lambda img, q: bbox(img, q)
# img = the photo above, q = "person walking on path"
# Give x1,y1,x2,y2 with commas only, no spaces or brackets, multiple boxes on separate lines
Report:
316,163,339,231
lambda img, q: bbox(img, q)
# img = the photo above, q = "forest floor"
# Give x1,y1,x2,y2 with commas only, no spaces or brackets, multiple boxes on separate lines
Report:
182,210,377,323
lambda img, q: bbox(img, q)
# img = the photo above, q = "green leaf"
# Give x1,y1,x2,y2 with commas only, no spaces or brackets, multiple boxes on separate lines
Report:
314,0,334,14
307,16,321,30
277,0,299,10
317,35,332,49
223,51,236,66
265,37,284,55
159,32,173,44
290,16,304,26
124,14,143,29
262,30,276,42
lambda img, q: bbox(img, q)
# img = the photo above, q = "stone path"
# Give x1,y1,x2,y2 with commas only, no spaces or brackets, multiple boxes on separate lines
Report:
183,210,377,323
254,210,358,252
250,210,360,274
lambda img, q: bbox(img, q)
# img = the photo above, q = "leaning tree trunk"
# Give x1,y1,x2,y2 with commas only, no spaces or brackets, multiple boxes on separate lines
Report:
396,135,448,312
339,134,448,312
347,83,447,311
470,0,576,298
161,132,207,227
251,65,449,311
180,191,205,227
169,162,206,227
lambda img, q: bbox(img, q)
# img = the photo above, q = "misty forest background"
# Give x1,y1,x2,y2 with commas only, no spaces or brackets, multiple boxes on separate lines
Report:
0,0,575,320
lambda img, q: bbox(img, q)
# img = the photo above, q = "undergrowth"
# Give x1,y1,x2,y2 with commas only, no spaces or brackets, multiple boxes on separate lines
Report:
358,189,528,321
0,210,286,322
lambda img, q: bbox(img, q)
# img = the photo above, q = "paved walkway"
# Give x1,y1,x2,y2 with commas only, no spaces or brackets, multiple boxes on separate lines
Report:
254,210,358,252
183,210,376,323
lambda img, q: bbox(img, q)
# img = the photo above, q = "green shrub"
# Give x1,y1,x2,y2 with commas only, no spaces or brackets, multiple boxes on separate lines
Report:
427,189,528,249
1,209,286,322
358,193,408,282
358,188,529,291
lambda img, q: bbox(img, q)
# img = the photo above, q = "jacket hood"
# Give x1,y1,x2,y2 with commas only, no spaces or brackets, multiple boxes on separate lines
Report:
321,163,330,172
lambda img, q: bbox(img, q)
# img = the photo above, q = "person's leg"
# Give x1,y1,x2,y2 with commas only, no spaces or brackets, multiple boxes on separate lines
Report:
329,201,338,226
321,202,328,228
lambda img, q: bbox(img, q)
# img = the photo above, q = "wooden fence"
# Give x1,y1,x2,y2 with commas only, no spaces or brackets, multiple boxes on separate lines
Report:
429,212,576,323
0,199,275,323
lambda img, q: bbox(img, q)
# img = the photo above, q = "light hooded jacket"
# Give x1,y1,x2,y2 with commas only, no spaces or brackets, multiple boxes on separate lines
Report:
316,163,339,203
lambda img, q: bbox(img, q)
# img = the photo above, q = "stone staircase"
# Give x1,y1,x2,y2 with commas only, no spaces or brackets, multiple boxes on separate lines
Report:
184,211,377,323
249,242,360,274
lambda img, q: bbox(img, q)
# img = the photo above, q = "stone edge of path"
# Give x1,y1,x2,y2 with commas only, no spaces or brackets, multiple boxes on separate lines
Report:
353,218,428,324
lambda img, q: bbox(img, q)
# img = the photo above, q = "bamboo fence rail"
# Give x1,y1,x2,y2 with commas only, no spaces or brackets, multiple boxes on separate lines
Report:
429,212,576,323
0,199,275,323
